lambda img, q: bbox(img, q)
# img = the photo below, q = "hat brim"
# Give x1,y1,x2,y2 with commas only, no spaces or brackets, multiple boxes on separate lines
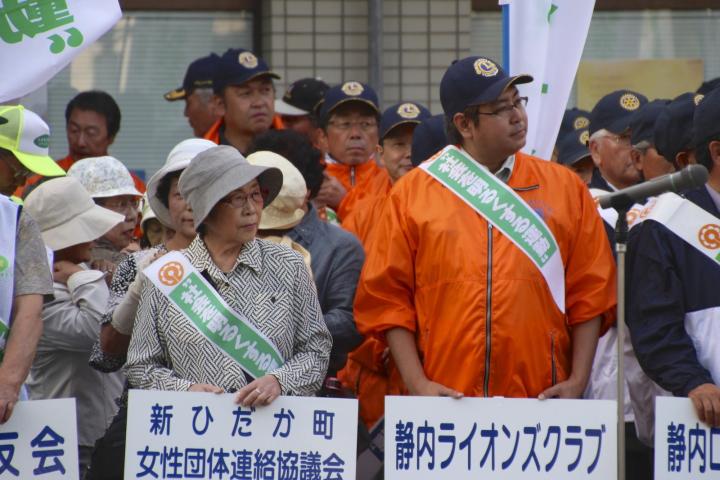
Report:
381,119,422,140
323,98,380,120
604,116,633,135
467,74,534,107
147,160,192,228
217,71,281,92
164,88,186,102
15,150,65,177
91,185,143,199
42,204,125,251
274,99,309,116
193,164,283,227
259,206,305,230
559,149,592,167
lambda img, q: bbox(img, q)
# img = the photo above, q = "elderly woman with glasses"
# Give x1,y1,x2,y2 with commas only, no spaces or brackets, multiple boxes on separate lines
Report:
125,146,332,406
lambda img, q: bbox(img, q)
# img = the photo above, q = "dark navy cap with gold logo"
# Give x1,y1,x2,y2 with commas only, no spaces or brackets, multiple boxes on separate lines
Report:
164,53,221,102
589,89,648,135
379,102,431,140
213,48,280,93
318,81,380,121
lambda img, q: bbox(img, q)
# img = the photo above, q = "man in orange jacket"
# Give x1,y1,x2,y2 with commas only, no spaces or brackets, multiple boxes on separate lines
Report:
314,81,385,217
204,48,283,154
355,56,616,401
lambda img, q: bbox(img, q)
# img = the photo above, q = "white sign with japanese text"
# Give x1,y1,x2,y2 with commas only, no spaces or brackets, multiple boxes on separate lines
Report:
385,396,616,479
125,389,358,480
655,396,720,478
0,398,79,479
0,0,122,102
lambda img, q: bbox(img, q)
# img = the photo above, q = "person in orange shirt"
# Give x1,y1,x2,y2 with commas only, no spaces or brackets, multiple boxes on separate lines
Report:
343,102,431,244
355,56,616,401
204,48,284,155
163,53,224,138
314,81,384,217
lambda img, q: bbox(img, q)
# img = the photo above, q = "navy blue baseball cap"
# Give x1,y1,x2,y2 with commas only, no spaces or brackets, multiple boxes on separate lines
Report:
559,108,591,136
693,86,720,146
318,81,380,121
164,53,221,101
629,99,670,146
440,56,532,119
275,78,329,116
411,114,449,167
379,102,431,140
213,48,280,94
589,90,648,136
557,129,591,167
654,93,699,164
697,77,720,95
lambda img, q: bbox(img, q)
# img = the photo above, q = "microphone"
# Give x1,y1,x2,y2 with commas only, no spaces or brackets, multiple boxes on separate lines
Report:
597,164,709,210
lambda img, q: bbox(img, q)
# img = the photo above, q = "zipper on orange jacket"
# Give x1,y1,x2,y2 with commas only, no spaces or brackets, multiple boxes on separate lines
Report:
483,223,493,397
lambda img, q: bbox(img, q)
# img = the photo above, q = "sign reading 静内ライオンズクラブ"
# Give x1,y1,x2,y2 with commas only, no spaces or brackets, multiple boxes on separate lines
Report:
655,396,720,479
0,0,121,102
385,396,617,479
0,398,79,479
125,390,358,480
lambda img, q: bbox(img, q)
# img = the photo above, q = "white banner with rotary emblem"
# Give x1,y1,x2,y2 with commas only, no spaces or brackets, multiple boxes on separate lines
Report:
0,0,122,102
503,0,596,160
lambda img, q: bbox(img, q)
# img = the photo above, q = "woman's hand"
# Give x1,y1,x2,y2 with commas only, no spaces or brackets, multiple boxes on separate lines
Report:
235,375,282,407
189,383,224,394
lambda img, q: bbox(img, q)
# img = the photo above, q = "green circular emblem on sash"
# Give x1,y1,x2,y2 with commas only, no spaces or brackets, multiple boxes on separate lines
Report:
0,256,8,273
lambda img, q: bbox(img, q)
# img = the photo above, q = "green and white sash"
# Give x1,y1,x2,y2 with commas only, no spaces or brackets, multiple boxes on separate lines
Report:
644,192,720,268
145,250,285,379
0,195,19,358
420,146,565,312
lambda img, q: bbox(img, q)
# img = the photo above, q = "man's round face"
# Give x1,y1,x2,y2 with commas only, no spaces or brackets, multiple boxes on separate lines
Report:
66,108,114,160
325,103,379,166
592,132,640,189
221,77,275,136
463,87,529,160
380,124,415,183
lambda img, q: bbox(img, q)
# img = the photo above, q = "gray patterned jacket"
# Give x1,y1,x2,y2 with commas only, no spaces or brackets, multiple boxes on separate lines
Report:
125,236,332,395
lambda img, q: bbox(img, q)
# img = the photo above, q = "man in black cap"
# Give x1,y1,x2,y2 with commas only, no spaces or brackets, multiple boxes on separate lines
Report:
316,81,383,216
205,48,283,154
556,129,594,184
627,85,720,431
628,99,674,181
654,92,703,170
274,78,329,145
164,54,224,138
588,90,648,192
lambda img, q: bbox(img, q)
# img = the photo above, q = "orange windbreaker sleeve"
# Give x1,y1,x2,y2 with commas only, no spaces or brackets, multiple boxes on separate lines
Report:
563,173,617,334
354,185,418,336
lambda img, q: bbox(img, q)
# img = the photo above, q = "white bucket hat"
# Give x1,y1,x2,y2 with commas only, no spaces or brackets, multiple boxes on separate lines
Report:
146,138,216,228
246,151,307,230
23,176,125,251
66,156,142,198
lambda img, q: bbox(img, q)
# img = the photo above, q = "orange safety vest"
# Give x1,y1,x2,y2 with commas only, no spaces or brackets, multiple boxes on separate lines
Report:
337,167,392,222
354,152,616,398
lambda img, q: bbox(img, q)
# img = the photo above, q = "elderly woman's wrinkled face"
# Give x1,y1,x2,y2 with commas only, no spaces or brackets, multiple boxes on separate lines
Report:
204,179,264,245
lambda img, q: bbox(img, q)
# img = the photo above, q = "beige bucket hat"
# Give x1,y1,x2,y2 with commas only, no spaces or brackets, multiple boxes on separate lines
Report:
246,151,307,230
23,176,125,251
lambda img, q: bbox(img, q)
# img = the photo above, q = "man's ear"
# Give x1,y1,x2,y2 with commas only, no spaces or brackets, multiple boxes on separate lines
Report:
709,140,720,168
675,150,693,169
588,139,602,168
452,112,473,141
212,94,225,117
630,148,643,173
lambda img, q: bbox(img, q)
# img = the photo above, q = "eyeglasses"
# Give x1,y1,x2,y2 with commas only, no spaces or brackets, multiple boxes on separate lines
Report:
222,189,265,209
98,198,140,213
328,120,378,132
476,96,529,119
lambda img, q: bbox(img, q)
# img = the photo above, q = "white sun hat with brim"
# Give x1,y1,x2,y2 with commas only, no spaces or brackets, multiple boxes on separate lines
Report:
23,176,125,251
246,151,307,230
178,145,283,228
146,138,216,228
66,156,142,198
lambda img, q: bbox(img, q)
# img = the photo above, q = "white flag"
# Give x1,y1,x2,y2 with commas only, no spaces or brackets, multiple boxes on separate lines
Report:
0,0,122,103
505,0,595,160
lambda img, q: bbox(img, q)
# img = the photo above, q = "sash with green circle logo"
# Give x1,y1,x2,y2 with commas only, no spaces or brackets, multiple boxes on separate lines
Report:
420,146,565,312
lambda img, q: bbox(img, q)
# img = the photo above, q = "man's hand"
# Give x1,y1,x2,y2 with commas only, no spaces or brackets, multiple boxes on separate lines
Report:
688,383,720,427
52,261,83,285
409,377,463,398
189,383,224,394
0,383,19,424
235,375,282,407
314,173,347,210
538,376,586,400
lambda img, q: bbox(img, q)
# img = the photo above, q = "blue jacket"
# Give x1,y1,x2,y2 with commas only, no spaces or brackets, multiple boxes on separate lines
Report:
626,186,720,396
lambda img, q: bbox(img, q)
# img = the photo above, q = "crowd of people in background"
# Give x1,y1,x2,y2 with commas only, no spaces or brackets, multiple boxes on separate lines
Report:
1,46,720,480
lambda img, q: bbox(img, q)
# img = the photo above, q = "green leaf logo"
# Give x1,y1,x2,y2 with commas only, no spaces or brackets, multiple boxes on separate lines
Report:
0,256,8,273
34,135,49,149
